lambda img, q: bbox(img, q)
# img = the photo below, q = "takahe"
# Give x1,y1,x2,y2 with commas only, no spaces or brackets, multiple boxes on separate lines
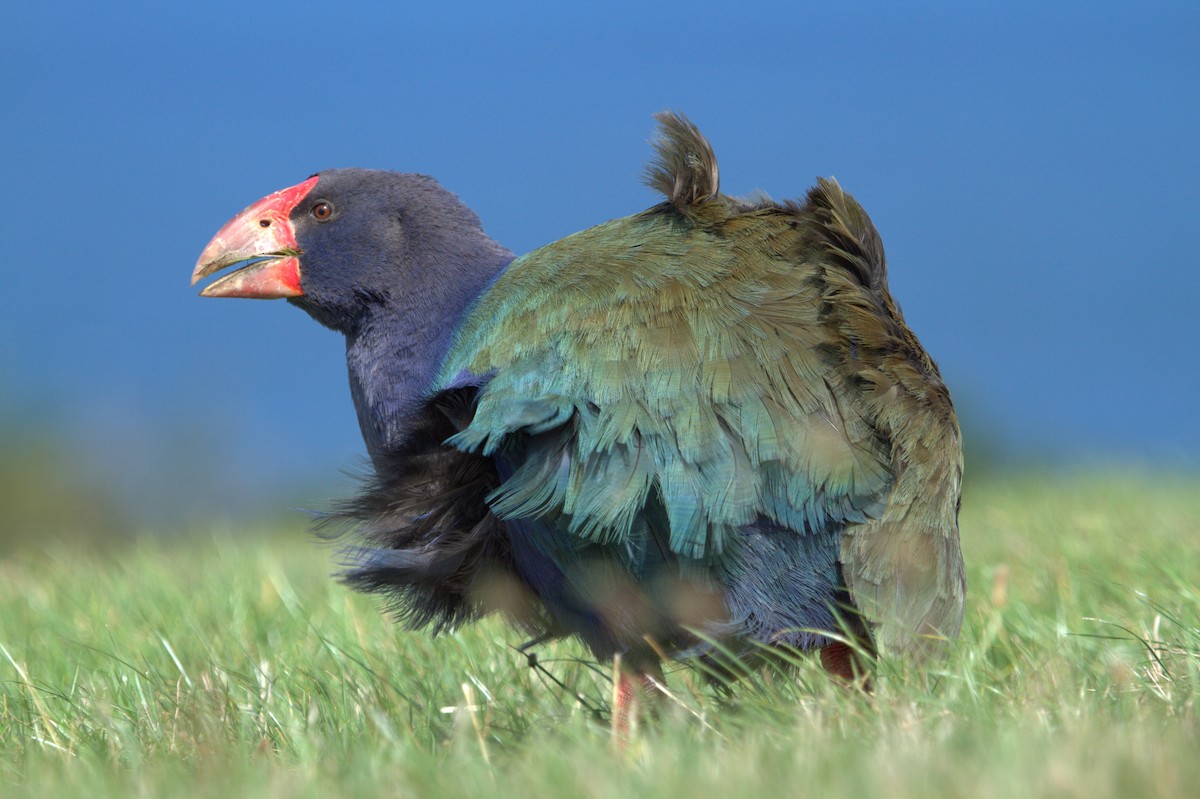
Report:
193,112,964,722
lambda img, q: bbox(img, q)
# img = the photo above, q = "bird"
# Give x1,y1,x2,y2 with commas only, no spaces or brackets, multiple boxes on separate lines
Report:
192,112,964,726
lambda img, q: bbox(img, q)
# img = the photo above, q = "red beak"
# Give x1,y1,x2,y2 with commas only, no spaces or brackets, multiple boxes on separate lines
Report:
191,176,319,298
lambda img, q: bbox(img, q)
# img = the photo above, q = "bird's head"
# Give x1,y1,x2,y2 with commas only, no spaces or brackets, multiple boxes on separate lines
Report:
192,169,510,334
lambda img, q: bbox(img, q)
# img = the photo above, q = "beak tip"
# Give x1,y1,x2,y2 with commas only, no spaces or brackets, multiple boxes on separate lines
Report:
192,256,303,299
191,251,219,287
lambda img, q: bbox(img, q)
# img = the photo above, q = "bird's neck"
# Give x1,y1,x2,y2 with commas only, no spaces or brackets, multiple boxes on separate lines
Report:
343,257,511,464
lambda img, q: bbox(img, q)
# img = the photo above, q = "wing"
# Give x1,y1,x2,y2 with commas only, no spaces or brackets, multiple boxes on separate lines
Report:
440,200,892,550
439,190,961,655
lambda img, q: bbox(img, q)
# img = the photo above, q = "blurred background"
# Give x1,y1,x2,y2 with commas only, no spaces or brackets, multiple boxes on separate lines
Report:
1,1,1197,545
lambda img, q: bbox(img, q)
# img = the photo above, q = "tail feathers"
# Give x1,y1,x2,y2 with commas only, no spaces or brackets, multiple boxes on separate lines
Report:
643,111,720,213
792,178,888,291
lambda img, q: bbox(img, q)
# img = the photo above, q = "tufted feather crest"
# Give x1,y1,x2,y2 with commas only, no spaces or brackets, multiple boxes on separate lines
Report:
643,111,720,213
788,177,888,291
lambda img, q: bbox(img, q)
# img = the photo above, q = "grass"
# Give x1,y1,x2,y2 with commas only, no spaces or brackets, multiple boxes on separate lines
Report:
1,472,1197,797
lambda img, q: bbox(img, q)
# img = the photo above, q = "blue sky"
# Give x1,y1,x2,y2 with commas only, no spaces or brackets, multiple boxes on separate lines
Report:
2,2,1197,516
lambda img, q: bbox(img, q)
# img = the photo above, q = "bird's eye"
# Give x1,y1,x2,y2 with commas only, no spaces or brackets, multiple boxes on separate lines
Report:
311,201,333,221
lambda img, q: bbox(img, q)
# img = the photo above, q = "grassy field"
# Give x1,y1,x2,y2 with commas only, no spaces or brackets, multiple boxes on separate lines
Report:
1,472,1197,798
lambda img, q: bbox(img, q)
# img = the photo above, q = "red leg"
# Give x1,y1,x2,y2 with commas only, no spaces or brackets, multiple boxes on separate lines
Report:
611,657,665,740
612,668,638,739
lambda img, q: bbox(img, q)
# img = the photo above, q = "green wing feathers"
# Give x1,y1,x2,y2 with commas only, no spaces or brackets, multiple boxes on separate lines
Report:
440,113,964,656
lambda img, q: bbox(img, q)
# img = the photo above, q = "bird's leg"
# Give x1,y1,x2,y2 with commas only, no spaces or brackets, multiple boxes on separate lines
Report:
612,666,638,740
611,654,665,741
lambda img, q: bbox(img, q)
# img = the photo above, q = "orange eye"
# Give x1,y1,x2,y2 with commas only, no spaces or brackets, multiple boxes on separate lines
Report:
312,202,333,221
